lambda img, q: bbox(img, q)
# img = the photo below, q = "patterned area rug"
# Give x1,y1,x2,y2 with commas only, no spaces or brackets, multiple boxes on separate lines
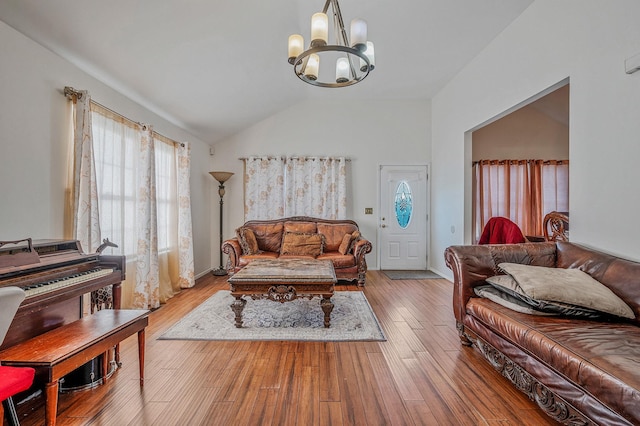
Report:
159,290,386,342
382,270,442,280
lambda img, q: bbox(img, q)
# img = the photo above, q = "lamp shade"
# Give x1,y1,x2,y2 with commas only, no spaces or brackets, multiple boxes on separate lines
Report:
311,12,328,46
336,57,349,83
360,41,375,71
350,18,367,50
305,54,320,80
209,171,234,183
288,34,304,63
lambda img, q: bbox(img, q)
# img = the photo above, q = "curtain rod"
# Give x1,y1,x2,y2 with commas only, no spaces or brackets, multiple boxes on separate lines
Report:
238,156,351,161
472,159,569,166
63,86,184,147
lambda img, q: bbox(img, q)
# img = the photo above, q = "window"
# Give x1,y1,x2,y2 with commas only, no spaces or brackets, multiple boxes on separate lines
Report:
394,180,412,228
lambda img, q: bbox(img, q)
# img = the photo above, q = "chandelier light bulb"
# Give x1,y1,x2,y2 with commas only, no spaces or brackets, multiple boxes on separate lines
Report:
350,18,367,51
336,57,349,83
288,34,304,64
305,54,320,80
360,41,375,72
311,13,328,47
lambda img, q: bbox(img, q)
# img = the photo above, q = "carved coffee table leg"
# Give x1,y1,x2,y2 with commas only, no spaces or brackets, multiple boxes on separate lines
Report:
231,296,247,328
320,296,334,328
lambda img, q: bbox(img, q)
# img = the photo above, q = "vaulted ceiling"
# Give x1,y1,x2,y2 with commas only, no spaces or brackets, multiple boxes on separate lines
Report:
0,0,534,144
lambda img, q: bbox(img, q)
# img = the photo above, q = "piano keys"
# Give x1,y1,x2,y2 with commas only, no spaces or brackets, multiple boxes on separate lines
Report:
0,238,125,351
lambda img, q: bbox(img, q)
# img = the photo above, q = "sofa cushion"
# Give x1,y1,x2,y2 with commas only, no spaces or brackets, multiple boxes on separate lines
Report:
284,221,317,234
496,263,635,319
338,233,353,255
317,223,358,252
280,232,324,257
236,227,261,255
474,284,556,316
466,297,640,423
248,223,284,253
318,252,356,269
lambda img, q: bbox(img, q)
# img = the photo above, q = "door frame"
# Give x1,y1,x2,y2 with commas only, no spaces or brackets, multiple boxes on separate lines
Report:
377,164,430,270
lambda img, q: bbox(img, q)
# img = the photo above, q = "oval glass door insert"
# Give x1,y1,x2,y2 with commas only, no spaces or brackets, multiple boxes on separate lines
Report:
394,180,412,228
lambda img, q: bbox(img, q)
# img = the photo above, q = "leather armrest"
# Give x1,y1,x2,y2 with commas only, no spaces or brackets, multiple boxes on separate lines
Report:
222,238,242,271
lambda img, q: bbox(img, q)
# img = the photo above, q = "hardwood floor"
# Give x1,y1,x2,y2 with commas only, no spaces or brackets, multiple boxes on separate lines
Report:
12,271,556,426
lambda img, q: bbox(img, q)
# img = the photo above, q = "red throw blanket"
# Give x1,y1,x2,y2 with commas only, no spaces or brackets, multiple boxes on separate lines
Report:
478,217,526,244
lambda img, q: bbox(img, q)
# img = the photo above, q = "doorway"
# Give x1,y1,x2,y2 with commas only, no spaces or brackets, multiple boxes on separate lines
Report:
378,165,428,270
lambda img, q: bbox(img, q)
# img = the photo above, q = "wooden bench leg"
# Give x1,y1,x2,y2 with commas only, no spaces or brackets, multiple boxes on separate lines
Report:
45,381,59,426
138,328,145,387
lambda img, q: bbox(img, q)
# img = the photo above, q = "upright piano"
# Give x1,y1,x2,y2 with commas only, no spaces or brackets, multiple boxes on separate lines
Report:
0,238,125,351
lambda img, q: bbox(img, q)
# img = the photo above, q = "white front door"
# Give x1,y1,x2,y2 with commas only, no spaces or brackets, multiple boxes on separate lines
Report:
379,165,428,270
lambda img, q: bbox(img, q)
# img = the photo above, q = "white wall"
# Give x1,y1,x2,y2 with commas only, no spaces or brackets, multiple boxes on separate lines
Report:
431,0,640,278
211,99,431,270
0,21,213,277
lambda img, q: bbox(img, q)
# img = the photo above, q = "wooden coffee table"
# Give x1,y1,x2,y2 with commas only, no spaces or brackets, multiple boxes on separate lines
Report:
227,258,337,328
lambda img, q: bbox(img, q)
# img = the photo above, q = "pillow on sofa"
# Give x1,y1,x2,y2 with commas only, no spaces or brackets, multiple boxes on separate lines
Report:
338,233,353,255
484,274,605,318
236,227,261,255
474,284,556,316
494,263,635,319
280,232,324,257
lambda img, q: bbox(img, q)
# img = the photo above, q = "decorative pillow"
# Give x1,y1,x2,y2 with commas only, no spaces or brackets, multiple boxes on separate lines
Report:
484,274,604,318
338,233,353,255
474,285,556,316
236,227,261,255
495,263,635,319
280,232,324,257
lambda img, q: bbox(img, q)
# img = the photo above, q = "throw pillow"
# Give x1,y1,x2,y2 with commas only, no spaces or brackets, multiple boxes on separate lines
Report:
474,285,556,316
236,227,261,255
280,232,324,257
484,274,604,318
496,263,635,319
338,233,353,255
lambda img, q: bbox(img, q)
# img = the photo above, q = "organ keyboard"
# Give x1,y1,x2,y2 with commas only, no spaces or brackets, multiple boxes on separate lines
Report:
0,238,125,351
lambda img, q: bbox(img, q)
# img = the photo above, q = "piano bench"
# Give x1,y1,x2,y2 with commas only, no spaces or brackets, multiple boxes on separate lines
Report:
0,309,149,426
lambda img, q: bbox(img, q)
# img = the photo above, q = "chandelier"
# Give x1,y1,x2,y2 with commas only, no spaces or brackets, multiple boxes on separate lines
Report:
287,0,375,88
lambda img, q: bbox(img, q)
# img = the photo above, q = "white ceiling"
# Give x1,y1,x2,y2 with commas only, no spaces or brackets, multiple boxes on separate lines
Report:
0,0,534,144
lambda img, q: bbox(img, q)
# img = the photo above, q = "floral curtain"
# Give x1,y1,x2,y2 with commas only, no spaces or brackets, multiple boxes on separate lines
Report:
285,157,347,219
176,142,195,289
132,125,160,308
244,156,286,220
71,90,101,252
72,90,194,309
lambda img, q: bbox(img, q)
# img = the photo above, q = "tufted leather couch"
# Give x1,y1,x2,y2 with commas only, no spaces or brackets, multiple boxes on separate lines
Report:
445,242,640,425
222,216,372,286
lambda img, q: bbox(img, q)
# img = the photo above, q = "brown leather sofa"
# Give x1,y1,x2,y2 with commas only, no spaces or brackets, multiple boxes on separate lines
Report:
445,242,640,425
222,216,372,286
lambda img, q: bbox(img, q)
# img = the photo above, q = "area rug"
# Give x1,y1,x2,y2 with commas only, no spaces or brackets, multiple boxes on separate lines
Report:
159,290,386,342
382,270,442,280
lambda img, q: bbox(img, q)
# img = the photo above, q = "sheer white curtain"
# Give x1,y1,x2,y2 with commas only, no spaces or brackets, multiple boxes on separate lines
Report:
285,157,347,219
71,90,101,252
244,156,286,220
87,103,194,309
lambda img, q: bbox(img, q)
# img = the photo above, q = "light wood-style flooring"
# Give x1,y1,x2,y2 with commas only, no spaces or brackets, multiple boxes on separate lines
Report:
13,271,556,425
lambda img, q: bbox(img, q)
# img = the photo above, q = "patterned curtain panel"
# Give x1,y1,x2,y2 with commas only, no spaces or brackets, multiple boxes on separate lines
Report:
285,157,347,219
176,142,195,289
244,156,286,220
71,90,101,252
133,125,160,309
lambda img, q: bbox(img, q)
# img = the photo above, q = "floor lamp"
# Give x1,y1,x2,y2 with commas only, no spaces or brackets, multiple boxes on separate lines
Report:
210,171,234,276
